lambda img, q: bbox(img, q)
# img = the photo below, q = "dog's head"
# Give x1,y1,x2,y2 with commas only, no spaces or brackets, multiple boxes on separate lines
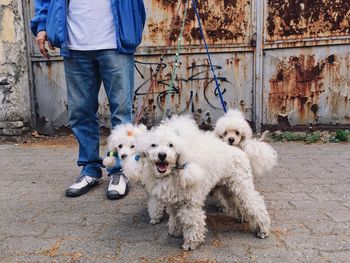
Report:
141,125,185,178
214,109,253,147
107,123,147,160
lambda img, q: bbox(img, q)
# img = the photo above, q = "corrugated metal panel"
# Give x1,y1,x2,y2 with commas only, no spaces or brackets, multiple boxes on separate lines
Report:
263,46,350,127
132,52,254,127
141,0,252,48
266,0,350,42
32,62,68,134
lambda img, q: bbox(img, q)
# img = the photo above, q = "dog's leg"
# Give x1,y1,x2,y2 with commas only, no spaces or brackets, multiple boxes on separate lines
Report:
229,176,271,238
211,187,230,213
177,206,207,251
231,195,245,223
148,195,165,225
167,206,182,238
215,186,245,223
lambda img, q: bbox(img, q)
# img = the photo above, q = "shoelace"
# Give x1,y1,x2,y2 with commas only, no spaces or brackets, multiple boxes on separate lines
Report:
74,175,95,185
110,174,120,185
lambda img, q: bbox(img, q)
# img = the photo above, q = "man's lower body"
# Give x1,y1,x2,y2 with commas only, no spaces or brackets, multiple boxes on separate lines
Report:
63,50,134,199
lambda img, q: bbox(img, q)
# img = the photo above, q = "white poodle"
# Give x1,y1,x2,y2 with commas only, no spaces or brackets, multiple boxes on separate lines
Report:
103,123,170,224
103,123,147,169
214,109,278,176
125,115,271,250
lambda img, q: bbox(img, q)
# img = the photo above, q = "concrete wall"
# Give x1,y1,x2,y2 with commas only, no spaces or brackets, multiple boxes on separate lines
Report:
0,0,30,135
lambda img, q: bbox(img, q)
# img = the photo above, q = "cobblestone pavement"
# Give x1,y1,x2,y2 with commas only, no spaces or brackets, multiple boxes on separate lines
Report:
0,141,349,263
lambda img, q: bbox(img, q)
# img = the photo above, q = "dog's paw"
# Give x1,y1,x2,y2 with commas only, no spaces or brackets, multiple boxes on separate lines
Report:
150,218,161,225
168,229,182,238
255,230,269,239
234,217,245,224
182,240,201,251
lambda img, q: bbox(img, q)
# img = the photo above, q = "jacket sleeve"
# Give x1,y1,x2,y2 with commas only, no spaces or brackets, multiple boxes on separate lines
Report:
30,0,51,36
139,0,146,29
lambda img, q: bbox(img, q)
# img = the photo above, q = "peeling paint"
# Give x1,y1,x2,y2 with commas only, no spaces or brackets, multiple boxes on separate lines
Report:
143,0,251,46
267,0,350,41
265,47,350,127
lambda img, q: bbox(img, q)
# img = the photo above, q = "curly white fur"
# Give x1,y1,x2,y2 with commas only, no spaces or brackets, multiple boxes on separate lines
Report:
124,115,271,250
214,109,278,176
103,123,147,168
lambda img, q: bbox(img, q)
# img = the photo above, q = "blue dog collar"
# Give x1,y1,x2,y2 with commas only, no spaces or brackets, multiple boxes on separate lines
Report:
176,162,188,169
134,154,141,161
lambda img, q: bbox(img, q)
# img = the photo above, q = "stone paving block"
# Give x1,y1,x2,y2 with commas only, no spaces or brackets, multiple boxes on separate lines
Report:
283,234,350,252
41,223,106,239
296,219,349,236
0,220,48,238
289,200,343,211
0,237,58,258
250,247,325,263
189,245,251,263
326,209,350,223
218,231,281,249
321,251,350,263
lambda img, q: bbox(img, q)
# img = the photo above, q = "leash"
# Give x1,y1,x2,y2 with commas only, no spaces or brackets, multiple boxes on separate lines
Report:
191,0,227,113
162,0,189,120
134,0,185,125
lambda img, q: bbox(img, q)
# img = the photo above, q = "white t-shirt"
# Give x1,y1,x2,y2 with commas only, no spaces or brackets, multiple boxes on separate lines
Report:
67,0,117,50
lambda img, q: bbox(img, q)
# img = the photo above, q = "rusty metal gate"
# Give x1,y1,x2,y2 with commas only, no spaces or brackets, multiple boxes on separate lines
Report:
23,0,350,134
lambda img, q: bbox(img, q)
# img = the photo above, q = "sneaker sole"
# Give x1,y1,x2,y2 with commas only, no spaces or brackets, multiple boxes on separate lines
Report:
107,185,130,200
65,181,101,197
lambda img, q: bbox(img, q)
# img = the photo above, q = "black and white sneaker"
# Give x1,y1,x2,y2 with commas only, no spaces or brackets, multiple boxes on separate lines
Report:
107,171,129,200
65,175,102,197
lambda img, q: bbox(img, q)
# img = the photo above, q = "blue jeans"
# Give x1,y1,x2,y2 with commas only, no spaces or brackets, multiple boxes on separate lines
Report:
64,50,134,178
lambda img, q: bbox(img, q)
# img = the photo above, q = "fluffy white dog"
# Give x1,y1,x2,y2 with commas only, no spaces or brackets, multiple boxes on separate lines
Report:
103,123,169,224
103,123,147,169
126,115,271,250
214,109,278,176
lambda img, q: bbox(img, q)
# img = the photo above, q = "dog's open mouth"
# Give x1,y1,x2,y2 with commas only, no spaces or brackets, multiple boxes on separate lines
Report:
156,162,168,173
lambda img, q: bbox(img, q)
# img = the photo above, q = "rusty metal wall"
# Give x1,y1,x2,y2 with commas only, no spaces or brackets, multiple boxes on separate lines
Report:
266,0,350,42
142,0,252,48
132,52,254,128
24,0,350,134
262,0,350,129
263,46,350,127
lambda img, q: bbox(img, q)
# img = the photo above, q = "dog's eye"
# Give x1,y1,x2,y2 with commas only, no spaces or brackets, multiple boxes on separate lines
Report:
118,144,123,149
151,143,157,147
130,145,135,149
223,131,227,136
235,131,240,136
169,143,173,148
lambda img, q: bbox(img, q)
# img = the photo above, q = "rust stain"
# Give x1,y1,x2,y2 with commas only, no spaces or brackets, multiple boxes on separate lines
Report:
269,55,327,125
268,53,350,126
146,0,250,46
267,0,350,40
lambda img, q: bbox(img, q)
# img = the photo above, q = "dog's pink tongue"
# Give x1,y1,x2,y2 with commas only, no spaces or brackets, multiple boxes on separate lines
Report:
157,163,168,173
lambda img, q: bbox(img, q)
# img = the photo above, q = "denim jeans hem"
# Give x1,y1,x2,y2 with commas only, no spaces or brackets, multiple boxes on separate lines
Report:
80,167,102,179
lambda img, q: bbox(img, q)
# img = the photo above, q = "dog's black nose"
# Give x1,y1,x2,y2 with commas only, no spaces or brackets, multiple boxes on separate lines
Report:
228,137,235,145
158,152,167,161
121,154,127,159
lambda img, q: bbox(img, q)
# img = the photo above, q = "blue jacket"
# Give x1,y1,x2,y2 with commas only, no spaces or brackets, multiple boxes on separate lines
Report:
30,0,146,56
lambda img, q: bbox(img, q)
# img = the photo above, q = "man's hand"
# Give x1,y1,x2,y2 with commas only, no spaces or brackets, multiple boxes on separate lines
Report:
36,31,55,59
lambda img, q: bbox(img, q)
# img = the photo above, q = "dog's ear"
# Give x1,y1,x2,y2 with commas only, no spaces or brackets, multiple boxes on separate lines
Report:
172,135,188,168
106,134,116,152
136,130,152,154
